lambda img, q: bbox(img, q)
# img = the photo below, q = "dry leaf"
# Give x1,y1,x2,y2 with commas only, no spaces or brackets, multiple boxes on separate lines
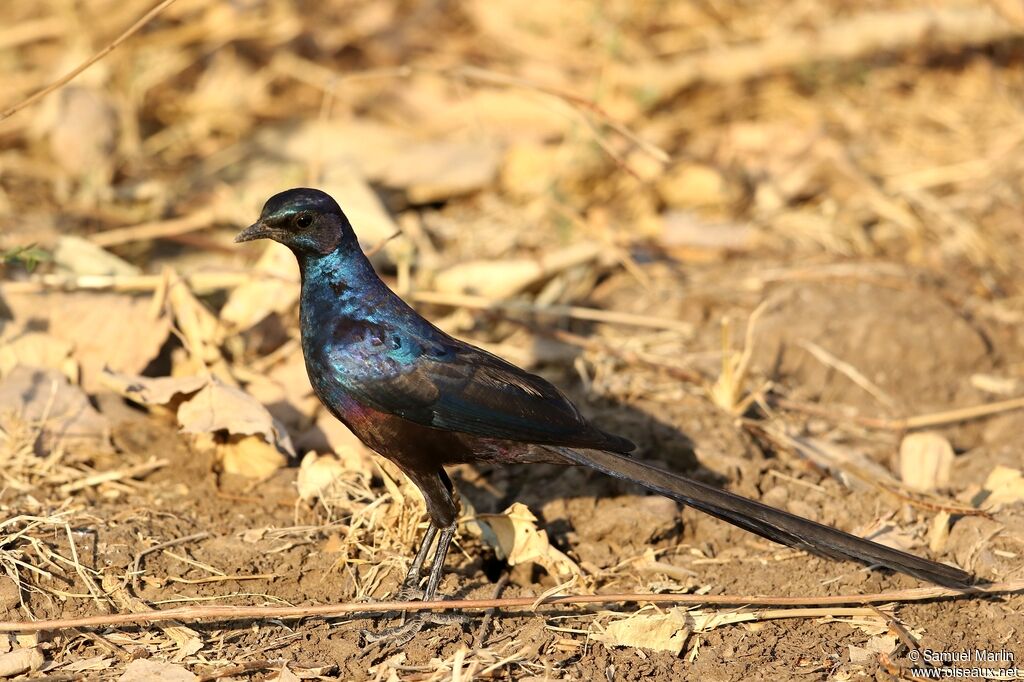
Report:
0,647,44,678
500,142,562,198
474,502,579,579
162,268,228,374
297,451,363,502
929,510,952,553
47,85,119,199
269,663,302,682
969,373,1022,396
104,370,293,477
0,332,77,383
267,121,500,203
102,371,208,406
433,242,602,298
219,241,299,333
118,659,197,682
218,434,288,479
0,287,171,393
63,656,114,673
857,518,917,553
54,236,140,276
658,163,731,209
594,610,689,654
266,120,407,182
0,366,111,454
899,432,954,492
660,212,756,252
848,635,898,666
384,139,501,204
982,465,1024,506
177,379,295,456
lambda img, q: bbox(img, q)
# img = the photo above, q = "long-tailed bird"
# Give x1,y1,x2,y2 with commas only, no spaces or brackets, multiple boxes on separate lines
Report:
236,188,971,622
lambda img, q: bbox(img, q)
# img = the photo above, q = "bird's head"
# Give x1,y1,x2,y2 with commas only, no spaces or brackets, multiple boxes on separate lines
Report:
235,188,353,256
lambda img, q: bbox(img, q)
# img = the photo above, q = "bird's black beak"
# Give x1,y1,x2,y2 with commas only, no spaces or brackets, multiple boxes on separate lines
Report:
234,221,272,243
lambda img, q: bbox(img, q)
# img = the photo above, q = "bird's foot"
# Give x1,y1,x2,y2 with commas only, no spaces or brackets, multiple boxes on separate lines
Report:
396,583,425,602
361,618,424,646
360,610,470,646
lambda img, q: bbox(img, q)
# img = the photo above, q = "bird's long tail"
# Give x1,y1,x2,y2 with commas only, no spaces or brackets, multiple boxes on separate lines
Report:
554,447,973,587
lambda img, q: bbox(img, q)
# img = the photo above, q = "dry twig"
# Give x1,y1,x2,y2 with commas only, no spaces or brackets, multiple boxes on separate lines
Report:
2,579,1020,633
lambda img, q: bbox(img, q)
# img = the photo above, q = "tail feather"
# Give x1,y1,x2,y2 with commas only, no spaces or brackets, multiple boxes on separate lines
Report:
555,447,973,588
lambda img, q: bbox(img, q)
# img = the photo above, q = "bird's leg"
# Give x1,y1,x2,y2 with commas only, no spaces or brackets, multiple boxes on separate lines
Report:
414,520,467,627
399,523,438,598
362,471,465,645
422,521,456,601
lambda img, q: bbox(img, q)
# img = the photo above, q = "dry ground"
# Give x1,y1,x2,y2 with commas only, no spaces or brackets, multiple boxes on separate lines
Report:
1,0,1023,680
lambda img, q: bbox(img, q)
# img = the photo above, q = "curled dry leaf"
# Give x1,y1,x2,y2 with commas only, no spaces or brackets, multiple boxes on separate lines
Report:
296,449,373,502
103,370,294,477
216,434,288,479
899,431,954,492
594,610,689,654
176,380,295,456
101,371,208,407
472,502,579,579
929,510,952,553
982,465,1024,507
297,451,348,502
0,366,111,454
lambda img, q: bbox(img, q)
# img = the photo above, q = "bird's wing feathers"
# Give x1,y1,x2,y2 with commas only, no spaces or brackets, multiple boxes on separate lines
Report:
341,338,633,451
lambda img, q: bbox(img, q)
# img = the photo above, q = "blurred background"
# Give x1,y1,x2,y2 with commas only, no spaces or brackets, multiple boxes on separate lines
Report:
1,0,1023,678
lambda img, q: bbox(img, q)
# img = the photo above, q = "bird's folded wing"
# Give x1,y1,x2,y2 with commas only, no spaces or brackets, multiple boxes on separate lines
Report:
342,343,633,451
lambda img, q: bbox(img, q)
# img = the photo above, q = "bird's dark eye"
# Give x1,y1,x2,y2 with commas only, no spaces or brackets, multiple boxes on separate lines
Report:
295,213,313,229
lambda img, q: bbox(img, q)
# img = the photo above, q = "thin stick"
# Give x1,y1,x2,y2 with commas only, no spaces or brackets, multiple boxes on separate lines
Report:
776,396,1024,431
1,579,1020,633
410,290,694,334
89,209,217,248
129,532,210,593
799,340,897,411
0,0,180,121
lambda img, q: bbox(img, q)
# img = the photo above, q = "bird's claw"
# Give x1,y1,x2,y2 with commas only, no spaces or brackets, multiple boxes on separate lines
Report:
361,618,424,647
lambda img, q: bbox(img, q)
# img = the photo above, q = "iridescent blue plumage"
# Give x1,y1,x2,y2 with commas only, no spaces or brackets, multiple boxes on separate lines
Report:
234,187,972,633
